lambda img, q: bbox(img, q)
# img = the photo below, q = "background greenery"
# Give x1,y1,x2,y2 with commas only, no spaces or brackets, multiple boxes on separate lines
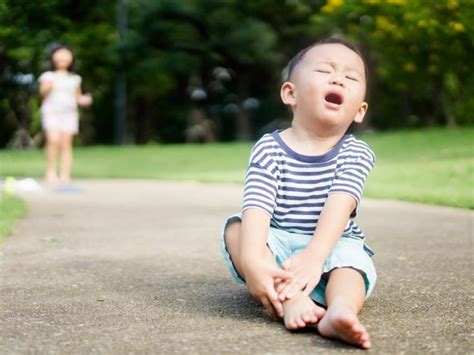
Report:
1,127,472,209
1,0,473,146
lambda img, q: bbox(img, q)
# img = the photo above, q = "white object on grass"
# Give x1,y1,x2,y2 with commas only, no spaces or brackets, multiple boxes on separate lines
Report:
1,178,43,193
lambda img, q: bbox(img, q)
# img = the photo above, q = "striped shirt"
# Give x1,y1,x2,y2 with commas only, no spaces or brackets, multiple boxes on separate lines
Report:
242,130,375,242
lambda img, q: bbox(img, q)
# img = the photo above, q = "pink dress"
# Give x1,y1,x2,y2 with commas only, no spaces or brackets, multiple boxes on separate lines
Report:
38,71,82,134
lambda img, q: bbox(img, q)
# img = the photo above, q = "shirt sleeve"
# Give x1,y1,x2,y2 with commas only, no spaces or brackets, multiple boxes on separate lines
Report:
38,71,53,82
241,148,278,217
327,148,375,206
76,75,82,88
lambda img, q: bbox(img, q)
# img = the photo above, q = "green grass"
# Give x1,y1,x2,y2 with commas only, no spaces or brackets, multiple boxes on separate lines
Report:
0,127,472,209
360,128,473,209
0,143,252,183
0,193,28,240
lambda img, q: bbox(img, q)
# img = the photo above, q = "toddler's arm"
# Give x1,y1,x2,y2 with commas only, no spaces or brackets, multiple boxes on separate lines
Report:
240,208,292,318
278,193,356,300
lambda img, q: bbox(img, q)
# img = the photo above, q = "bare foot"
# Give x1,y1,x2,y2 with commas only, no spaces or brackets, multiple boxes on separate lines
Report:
59,176,71,184
317,305,371,349
45,171,58,186
283,291,326,330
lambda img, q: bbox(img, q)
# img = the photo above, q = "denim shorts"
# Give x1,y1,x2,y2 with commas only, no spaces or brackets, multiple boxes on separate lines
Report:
220,214,377,307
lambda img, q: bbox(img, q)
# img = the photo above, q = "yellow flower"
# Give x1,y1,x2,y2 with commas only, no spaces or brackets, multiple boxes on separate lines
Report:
328,0,344,7
418,20,428,28
447,0,459,10
376,15,397,33
404,62,416,72
387,0,405,5
320,4,334,13
376,16,390,29
449,22,465,32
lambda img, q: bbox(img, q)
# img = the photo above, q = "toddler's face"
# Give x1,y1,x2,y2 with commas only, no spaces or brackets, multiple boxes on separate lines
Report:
52,48,74,71
286,43,368,130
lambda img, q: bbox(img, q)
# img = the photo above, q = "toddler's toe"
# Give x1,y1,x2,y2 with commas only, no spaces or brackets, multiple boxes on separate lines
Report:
361,339,371,349
308,311,318,323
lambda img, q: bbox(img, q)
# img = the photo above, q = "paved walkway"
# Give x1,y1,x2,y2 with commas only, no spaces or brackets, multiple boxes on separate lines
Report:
1,180,472,353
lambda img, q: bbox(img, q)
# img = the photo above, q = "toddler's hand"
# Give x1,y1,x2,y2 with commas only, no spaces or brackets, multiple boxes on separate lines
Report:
243,260,292,319
277,251,323,301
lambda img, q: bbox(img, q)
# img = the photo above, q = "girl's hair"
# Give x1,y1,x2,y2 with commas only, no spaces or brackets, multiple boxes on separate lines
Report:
44,44,77,72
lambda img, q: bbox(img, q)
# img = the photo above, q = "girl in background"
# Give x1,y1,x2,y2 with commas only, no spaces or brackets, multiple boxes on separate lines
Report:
38,45,92,186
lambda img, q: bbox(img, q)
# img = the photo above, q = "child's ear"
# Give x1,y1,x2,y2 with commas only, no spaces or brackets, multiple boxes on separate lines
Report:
280,81,297,107
353,101,368,123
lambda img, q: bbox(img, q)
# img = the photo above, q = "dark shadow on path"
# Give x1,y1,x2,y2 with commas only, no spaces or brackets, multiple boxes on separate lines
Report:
85,257,365,351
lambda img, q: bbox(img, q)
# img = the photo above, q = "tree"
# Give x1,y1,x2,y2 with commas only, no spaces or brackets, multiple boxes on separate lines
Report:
1,0,472,147
309,0,474,128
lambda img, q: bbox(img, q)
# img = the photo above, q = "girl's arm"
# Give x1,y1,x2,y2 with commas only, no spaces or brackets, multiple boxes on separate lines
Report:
39,80,53,99
76,86,83,101
76,86,93,107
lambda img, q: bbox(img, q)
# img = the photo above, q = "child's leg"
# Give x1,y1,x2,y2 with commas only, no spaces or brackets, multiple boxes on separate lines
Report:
224,221,325,328
45,130,60,184
317,268,371,349
58,132,74,183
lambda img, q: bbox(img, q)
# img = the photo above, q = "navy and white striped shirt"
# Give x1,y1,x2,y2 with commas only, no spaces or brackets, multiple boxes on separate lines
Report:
242,130,375,242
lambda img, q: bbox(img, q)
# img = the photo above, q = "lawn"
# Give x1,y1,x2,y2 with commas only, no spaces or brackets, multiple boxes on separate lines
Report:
0,193,28,240
361,128,473,209
0,127,472,209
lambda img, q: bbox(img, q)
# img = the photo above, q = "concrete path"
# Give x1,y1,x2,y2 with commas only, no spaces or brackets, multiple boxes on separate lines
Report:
1,180,472,353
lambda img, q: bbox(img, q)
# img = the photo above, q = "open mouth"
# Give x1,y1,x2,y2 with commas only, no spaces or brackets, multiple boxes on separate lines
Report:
324,92,343,105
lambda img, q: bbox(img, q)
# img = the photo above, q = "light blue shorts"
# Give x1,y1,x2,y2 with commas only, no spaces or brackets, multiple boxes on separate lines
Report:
220,214,377,307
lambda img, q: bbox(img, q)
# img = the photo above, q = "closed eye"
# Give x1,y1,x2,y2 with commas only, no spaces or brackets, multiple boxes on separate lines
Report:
315,69,331,74
346,76,358,82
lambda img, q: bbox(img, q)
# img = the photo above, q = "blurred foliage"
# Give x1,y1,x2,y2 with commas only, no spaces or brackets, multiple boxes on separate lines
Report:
0,0,117,145
311,0,474,129
0,0,473,146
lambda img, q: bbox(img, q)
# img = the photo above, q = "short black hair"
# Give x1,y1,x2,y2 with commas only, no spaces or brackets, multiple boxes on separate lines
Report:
284,36,369,97
44,44,77,72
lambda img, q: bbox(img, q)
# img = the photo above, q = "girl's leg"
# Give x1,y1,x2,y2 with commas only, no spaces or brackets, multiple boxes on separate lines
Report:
58,132,74,183
317,268,371,349
45,130,60,184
